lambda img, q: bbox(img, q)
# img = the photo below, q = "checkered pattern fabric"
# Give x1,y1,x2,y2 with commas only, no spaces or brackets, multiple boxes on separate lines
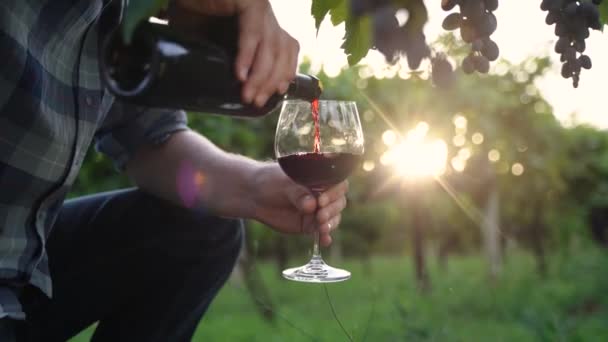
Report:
0,0,189,323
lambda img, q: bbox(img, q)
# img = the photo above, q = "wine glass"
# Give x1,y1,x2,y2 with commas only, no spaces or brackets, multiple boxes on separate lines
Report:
275,100,364,282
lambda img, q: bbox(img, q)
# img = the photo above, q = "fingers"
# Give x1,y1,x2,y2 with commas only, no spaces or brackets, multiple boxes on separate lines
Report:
236,4,299,107
245,39,276,106
253,35,293,107
318,181,349,207
318,214,341,235
320,233,333,248
284,182,316,214
317,195,346,226
235,31,260,84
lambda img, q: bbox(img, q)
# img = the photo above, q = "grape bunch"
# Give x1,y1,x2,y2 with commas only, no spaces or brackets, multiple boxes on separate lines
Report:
441,0,500,74
541,0,603,88
351,0,431,69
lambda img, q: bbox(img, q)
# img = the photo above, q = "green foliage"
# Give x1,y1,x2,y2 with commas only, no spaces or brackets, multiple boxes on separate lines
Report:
310,0,343,31
70,148,131,197
311,0,371,66
342,16,372,66
600,2,608,28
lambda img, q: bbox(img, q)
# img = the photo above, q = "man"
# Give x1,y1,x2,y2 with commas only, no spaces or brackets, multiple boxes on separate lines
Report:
0,0,349,340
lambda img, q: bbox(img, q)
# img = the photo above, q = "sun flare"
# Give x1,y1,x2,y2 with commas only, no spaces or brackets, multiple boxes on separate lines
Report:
381,123,448,179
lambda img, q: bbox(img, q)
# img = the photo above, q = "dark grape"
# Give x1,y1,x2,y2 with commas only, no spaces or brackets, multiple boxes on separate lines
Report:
481,39,499,61
555,22,568,36
561,62,572,78
573,27,590,41
554,37,569,53
441,0,458,11
563,46,576,60
541,0,563,12
484,0,498,12
579,55,592,69
479,12,497,36
404,31,430,70
431,57,455,88
472,55,490,73
574,40,586,53
579,2,599,23
460,1,484,20
564,2,578,16
442,13,462,31
546,11,559,25
462,55,475,74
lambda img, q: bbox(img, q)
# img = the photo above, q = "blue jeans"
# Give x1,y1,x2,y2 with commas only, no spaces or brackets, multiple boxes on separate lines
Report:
16,189,243,341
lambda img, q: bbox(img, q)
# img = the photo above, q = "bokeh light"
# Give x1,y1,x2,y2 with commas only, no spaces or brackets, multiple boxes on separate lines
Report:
453,114,467,129
382,130,397,146
363,160,375,172
458,147,472,160
512,163,525,176
472,132,484,145
451,156,466,172
488,149,501,162
453,135,466,147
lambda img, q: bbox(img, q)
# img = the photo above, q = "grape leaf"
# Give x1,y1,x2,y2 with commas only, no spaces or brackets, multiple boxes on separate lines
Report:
311,0,342,32
122,0,169,43
600,2,608,28
342,15,372,66
330,0,348,26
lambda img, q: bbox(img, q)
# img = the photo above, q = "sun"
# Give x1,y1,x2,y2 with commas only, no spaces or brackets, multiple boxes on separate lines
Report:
381,122,448,180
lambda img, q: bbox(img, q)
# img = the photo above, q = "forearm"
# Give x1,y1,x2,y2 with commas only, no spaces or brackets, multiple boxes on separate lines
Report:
126,130,262,217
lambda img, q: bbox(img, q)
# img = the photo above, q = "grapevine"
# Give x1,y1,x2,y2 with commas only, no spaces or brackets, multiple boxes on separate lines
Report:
541,0,603,88
352,1,430,69
441,0,499,75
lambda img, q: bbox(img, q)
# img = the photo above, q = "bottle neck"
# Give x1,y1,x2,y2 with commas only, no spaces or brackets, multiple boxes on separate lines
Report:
286,74,323,102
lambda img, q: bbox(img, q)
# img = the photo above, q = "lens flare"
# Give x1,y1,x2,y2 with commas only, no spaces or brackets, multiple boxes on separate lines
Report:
388,124,448,179
177,161,205,208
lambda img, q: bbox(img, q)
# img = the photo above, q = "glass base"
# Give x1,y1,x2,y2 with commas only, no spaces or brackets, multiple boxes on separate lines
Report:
282,255,350,283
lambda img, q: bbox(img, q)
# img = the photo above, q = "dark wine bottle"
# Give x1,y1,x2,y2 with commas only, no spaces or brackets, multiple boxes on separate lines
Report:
99,17,322,117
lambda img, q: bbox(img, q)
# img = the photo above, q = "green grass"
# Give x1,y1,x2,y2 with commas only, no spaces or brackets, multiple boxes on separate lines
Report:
70,247,608,341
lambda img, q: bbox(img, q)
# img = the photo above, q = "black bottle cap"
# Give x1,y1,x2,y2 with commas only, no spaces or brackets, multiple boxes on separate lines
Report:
287,74,323,101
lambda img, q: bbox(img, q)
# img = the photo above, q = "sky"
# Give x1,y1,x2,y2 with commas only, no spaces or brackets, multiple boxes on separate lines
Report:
270,0,608,129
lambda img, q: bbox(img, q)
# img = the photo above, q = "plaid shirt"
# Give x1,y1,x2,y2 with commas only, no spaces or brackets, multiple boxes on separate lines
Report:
0,0,188,324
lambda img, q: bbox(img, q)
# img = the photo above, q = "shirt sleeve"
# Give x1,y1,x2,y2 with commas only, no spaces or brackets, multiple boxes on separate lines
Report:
95,100,189,170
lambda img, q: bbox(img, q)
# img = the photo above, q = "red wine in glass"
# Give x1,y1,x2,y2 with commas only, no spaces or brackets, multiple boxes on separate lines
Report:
278,152,361,194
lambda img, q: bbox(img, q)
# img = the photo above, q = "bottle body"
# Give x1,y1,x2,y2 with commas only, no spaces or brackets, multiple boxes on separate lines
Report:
99,20,322,117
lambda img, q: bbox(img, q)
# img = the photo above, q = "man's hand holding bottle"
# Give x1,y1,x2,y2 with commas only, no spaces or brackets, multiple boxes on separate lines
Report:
174,0,300,107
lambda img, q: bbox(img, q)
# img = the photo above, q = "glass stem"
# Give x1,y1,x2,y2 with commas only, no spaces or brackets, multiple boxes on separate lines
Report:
313,231,320,257
311,191,322,258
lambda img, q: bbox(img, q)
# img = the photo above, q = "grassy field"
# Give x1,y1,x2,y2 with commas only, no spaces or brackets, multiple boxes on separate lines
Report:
70,247,608,341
